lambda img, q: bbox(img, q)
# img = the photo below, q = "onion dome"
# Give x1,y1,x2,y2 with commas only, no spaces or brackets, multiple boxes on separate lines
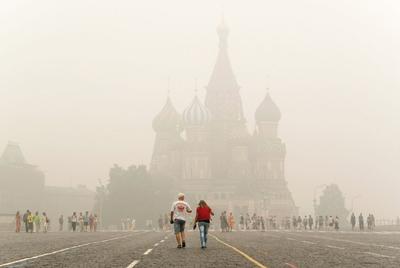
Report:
255,92,281,123
152,98,181,132
182,96,211,127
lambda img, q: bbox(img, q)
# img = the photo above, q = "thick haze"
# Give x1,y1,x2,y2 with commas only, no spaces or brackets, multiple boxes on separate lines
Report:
1,0,399,217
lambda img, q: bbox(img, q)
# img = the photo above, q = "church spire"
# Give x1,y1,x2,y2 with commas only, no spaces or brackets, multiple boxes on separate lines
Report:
205,18,244,121
217,16,229,50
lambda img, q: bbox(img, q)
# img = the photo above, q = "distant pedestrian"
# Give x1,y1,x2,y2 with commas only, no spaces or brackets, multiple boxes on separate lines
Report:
42,212,49,233
67,216,72,232
59,215,64,231
71,212,77,232
193,200,214,249
27,211,34,233
303,216,308,230
245,213,250,230
84,211,89,232
228,212,235,231
94,214,98,231
261,217,265,231
170,193,192,248
89,213,95,232
15,211,21,233
359,213,364,231
239,215,244,230
34,212,41,233
79,212,84,232
297,216,302,230
328,216,334,230
334,216,339,231
23,210,29,233
350,213,356,231
325,215,329,230
370,214,375,231
308,215,313,230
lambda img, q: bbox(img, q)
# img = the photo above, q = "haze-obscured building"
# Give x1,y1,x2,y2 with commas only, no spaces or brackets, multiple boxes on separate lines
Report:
0,142,44,214
150,20,298,219
0,142,95,222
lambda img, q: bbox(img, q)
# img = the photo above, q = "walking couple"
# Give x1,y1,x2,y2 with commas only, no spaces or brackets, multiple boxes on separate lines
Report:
170,193,214,249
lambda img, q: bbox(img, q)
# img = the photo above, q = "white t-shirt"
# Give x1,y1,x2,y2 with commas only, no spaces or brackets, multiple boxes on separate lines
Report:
170,200,192,221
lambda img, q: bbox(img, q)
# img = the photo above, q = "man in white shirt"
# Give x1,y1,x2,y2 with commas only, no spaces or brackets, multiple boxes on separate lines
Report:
170,193,192,248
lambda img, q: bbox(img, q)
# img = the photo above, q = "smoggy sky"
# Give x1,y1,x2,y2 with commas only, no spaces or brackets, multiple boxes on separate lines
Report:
1,0,399,217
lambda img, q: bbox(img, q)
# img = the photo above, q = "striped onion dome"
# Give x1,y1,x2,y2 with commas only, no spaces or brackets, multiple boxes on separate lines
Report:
152,98,181,132
255,92,281,123
182,96,211,127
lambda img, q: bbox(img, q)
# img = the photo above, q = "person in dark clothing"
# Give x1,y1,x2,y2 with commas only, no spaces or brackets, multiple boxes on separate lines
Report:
359,213,364,231
308,215,313,230
350,213,356,231
23,210,29,233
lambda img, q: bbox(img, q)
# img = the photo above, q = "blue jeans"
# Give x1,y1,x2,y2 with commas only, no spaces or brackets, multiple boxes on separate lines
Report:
198,221,209,247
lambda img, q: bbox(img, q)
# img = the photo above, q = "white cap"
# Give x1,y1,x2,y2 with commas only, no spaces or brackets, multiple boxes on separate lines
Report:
178,193,185,198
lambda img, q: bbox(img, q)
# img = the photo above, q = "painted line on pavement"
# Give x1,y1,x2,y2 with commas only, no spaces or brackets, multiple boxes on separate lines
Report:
143,249,153,255
287,238,297,241
126,260,140,268
301,240,316,245
326,245,345,250
363,252,396,259
284,263,299,268
160,240,165,243
0,233,137,267
282,232,400,251
211,234,268,268
154,243,159,247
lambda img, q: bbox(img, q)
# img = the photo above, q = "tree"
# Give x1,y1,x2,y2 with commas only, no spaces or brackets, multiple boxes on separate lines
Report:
94,164,174,228
315,184,349,226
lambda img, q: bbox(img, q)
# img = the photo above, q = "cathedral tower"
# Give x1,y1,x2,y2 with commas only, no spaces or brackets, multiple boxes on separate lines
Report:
150,98,182,178
253,92,297,217
205,19,249,180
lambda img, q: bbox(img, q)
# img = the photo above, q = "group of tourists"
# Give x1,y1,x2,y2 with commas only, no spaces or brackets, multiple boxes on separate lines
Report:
220,211,235,232
65,212,98,232
290,215,340,231
350,212,375,231
16,210,50,233
238,213,271,231
121,217,136,231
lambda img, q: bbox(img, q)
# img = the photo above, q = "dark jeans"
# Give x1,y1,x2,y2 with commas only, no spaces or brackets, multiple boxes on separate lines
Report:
25,222,29,232
72,222,77,232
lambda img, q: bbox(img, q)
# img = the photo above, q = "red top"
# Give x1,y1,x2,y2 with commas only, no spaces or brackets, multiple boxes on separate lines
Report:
196,206,212,221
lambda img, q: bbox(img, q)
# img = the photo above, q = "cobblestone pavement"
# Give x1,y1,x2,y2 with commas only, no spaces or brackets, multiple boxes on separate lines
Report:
1,230,400,267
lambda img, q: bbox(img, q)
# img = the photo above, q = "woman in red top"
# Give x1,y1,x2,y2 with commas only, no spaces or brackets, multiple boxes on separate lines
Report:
194,200,214,249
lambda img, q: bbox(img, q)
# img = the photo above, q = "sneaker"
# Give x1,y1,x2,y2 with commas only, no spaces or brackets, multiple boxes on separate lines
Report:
177,245,182,248
182,241,186,248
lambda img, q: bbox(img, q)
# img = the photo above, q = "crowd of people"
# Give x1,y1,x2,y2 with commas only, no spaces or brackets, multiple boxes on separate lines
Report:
14,210,99,233
350,212,375,231
65,212,98,232
289,215,340,231
120,217,136,231
15,210,50,233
